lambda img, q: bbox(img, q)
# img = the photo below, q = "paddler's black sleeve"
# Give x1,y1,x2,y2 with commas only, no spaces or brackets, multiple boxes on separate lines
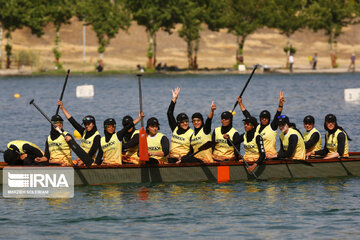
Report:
87,135,100,157
44,140,50,159
116,122,135,141
167,101,177,131
242,109,252,118
203,117,212,135
123,133,139,149
228,132,241,157
271,110,282,131
95,148,103,165
161,136,170,156
277,134,298,158
23,144,43,158
314,135,329,156
256,135,265,164
305,131,320,150
68,116,85,136
337,132,346,156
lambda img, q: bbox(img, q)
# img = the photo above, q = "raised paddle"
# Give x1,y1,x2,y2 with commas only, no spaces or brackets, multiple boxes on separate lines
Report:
29,99,94,167
56,69,70,115
137,74,149,161
227,138,258,179
230,65,258,114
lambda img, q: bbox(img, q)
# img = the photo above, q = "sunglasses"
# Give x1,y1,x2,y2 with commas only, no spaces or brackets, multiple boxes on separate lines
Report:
277,115,286,119
83,117,94,122
105,124,116,128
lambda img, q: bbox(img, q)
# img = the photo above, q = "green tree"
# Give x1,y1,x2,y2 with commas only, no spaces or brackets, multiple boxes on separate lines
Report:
0,0,47,69
77,0,131,70
47,0,74,70
306,0,357,68
124,0,178,70
177,0,206,70
265,0,307,67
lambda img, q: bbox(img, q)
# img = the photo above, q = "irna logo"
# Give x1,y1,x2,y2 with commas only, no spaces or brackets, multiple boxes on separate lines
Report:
7,172,69,188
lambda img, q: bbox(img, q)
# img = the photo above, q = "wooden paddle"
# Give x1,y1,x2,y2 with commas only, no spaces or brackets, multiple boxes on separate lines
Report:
29,99,94,167
137,74,149,161
190,141,217,157
230,65,257,113
56,69,70,115
227,138,258,179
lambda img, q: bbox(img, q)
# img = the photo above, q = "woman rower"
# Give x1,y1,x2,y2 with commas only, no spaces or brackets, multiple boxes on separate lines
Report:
212,111,240,161
237,91,285,157
35,115,73,166
121,114,143,164
58,100,100,164
238,116,265,173
267,115,306,160
181,101,217,163
96,114,142,165
167,87,194,163
306,114,351,159
146,117,170,164
4,140,44,165
303,115,322,153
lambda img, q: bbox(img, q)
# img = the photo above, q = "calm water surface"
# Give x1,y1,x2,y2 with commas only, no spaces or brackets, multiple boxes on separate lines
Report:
0,73,359,239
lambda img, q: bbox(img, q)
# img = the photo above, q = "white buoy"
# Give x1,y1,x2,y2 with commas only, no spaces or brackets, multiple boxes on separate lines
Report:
76,84,94,98
344,88,360,102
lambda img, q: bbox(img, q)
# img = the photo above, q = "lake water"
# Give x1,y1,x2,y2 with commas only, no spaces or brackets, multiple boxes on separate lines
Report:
0,73,359,239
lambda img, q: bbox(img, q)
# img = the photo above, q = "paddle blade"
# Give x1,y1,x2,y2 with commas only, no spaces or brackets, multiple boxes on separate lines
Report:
67,138,93,167
138,127,149,161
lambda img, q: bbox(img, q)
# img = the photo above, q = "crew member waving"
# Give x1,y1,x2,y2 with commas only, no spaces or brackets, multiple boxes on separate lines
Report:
58,100,100,164
167,87,194,163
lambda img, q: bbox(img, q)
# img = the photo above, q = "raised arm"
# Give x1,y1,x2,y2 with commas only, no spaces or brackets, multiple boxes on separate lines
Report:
167,87,180,131
271,91,285,130
204,101,216,134
58,100,84,134
237,97,251,118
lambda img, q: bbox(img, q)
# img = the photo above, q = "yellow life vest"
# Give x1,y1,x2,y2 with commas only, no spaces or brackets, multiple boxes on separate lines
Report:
47,132,72,166
191,128,213,163
147,132,167,163
280,128,306,160
256,124,277,155
170,127,194,158
100,134,122,165
243,133,260,162
124,130,140,160
80,130,100,159
212,127,238,160
326,129,349,157
8,140,43,155
303,127,322,153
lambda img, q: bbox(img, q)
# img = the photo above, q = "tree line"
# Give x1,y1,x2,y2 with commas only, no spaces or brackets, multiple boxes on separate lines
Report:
0,0,359,70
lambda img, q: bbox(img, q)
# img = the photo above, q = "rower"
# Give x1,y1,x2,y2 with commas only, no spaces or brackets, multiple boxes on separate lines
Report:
237,91,285,157
182,101,216,163
96,115,141,165
146,117,169,164
3,140,44,165
35,115,73,166
212,111,240,161
306,114,351,159
267,115,306,160
121,113,143,164
58,100,100,165
239,116,265,173
167,87,194,163
303,115,322,153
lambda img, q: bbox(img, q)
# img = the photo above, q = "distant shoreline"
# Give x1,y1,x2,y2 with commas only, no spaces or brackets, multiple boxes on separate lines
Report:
0,67,358,77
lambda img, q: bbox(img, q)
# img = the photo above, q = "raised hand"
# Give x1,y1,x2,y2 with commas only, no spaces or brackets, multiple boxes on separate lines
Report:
171,87,180,102
279,91,285,106
211,101,216,111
